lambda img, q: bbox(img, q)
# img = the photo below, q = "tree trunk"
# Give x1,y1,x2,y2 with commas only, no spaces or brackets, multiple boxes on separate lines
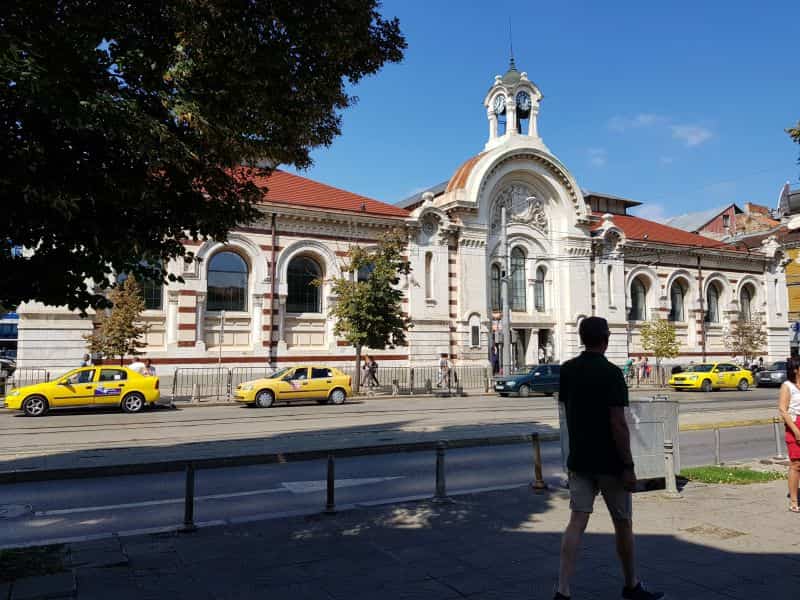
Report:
354,344,362,393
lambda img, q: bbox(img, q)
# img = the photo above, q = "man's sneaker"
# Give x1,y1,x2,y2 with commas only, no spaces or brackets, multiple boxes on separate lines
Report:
622,582,664,599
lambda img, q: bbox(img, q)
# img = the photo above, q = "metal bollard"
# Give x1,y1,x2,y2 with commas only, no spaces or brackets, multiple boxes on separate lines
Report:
433,441,452,503
663,440,682,499
714,428,721,466
180,463,197,532
774,417,787,461
530,433,547,493
324,454,336,515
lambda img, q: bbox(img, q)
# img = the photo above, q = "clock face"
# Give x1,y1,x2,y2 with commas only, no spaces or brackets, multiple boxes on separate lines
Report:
493,94,506,115
516,91,532,112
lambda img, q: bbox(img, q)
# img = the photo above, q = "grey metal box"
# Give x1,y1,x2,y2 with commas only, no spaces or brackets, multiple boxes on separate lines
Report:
559,394,680,479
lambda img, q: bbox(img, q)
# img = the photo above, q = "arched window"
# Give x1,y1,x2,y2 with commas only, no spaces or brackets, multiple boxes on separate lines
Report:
490,264,501,311
207,252,248,312
669,280,686,322
425,252,433,299
629,278,647,321
705,282,720,323
534,266,546,312
740,285,753,321
510,247,526,311
287,256,321,313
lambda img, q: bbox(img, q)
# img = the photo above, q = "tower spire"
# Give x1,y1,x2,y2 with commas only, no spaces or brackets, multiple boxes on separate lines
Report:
508,19,515,70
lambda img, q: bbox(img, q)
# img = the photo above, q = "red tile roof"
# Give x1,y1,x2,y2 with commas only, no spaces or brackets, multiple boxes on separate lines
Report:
446,153,485,193
595,212,745,251
245,169,410,219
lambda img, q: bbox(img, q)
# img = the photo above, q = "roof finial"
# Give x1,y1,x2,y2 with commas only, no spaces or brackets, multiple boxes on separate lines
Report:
508,18,515,70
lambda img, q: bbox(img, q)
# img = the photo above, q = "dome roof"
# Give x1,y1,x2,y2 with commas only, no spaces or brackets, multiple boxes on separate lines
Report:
501,57,521,85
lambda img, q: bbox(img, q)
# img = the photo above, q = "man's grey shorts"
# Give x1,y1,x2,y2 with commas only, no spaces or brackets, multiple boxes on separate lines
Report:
568,471,632,521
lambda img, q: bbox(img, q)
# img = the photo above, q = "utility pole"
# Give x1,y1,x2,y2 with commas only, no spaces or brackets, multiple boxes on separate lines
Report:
500,202,512,374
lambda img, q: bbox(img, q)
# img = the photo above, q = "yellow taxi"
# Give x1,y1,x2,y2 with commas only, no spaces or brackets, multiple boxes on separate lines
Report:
668,362,754,392
234,366,352,408
3,366,161,416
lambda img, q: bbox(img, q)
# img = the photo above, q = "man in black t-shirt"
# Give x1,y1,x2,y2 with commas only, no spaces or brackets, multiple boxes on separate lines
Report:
553,317,664,600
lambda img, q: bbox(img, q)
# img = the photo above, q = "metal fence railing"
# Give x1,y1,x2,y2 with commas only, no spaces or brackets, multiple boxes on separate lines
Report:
620,365,669,388
168,363,493,403
8,368,50,388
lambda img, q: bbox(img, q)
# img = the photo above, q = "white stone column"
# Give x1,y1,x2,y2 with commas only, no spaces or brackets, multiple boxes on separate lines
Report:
525,329,538,365
506,98,516,137
251,294,263,351
277,296,287,352
195,292,207,351
528,106,539,137
166,290,179,348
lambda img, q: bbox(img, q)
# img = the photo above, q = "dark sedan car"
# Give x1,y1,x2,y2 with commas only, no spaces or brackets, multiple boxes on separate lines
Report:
755,361,787,387
494,364,560,397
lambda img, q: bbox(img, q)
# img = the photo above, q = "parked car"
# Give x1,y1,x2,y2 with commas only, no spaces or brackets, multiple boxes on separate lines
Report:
667,362,754,392
234,366,352,408
755,361,787,387
494,364,560,397
3,366,160,416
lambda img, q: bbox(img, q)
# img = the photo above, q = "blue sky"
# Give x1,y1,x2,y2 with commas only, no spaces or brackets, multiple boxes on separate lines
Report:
289,0,800,221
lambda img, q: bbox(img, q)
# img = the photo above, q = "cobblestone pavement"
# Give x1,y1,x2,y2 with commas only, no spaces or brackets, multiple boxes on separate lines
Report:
5,477,798,599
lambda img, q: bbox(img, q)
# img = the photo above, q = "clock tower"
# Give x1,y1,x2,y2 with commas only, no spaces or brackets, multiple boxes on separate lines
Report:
484,58,543,150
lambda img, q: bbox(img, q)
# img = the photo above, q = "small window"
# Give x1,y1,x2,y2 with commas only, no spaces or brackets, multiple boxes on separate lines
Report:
722,214,730,228
311,368,333,379
425,252,433,299
471,325,480,348
99,369,127,382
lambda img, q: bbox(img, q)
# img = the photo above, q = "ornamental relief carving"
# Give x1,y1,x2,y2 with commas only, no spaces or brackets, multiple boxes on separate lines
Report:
490,183,548,234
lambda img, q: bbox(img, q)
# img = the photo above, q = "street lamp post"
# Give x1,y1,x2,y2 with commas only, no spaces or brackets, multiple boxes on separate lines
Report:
500,202,512,374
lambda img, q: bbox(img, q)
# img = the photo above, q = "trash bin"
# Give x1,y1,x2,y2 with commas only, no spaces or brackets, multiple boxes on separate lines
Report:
558,394,680,479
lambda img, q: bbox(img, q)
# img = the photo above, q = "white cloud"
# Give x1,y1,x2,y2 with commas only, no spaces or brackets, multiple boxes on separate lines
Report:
608,113,665,132
587,148,607,167
671,124,713,147
631,203,669,223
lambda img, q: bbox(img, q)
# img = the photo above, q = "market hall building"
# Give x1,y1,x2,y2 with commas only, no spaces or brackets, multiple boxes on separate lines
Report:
17,62,790,372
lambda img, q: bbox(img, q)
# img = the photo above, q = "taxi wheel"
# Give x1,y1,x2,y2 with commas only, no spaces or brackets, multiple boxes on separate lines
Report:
121,392,145,413
329,388,347,405
518,385,531,398
22,395,48,417
701,379,713,393
737,379,749,392
255,389,274,408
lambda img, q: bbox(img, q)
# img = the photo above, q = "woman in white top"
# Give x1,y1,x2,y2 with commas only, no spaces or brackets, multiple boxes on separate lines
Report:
778,356,800,512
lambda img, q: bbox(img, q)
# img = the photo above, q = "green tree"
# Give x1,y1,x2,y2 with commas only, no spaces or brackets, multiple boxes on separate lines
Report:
639,318,680,386
789,120,800,146
85,276,147,365
323,231,412,392
0,1,405,311
724,315,767,366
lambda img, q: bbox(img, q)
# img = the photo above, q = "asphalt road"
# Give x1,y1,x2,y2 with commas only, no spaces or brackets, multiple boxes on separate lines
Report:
0,385,784,549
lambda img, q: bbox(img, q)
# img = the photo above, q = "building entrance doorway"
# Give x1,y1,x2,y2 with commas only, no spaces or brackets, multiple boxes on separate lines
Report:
538,329,554,363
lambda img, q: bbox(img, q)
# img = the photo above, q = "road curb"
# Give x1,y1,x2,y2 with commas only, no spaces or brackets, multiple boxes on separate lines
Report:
678,418,775,431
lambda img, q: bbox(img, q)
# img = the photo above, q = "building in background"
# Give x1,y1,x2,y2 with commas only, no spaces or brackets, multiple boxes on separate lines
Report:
16,62,792,373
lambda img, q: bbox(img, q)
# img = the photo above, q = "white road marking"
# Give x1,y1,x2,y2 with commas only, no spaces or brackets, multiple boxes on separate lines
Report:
33,476,406,517
280,476,404,494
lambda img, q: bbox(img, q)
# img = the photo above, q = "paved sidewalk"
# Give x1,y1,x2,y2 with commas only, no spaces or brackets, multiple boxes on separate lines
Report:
5,478,798,599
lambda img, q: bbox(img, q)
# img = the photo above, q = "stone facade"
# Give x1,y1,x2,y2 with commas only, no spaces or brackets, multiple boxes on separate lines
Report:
16,62,791,373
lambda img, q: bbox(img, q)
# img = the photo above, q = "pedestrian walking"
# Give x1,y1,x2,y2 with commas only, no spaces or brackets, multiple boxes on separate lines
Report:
437,353,450,388
80,354,93,367
362,356,372,388
778,356,800,513
623,358,633,384
368,356,380,388
143,358,156,377
491,346,500,375
129,357,147,375
554,316,664,600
